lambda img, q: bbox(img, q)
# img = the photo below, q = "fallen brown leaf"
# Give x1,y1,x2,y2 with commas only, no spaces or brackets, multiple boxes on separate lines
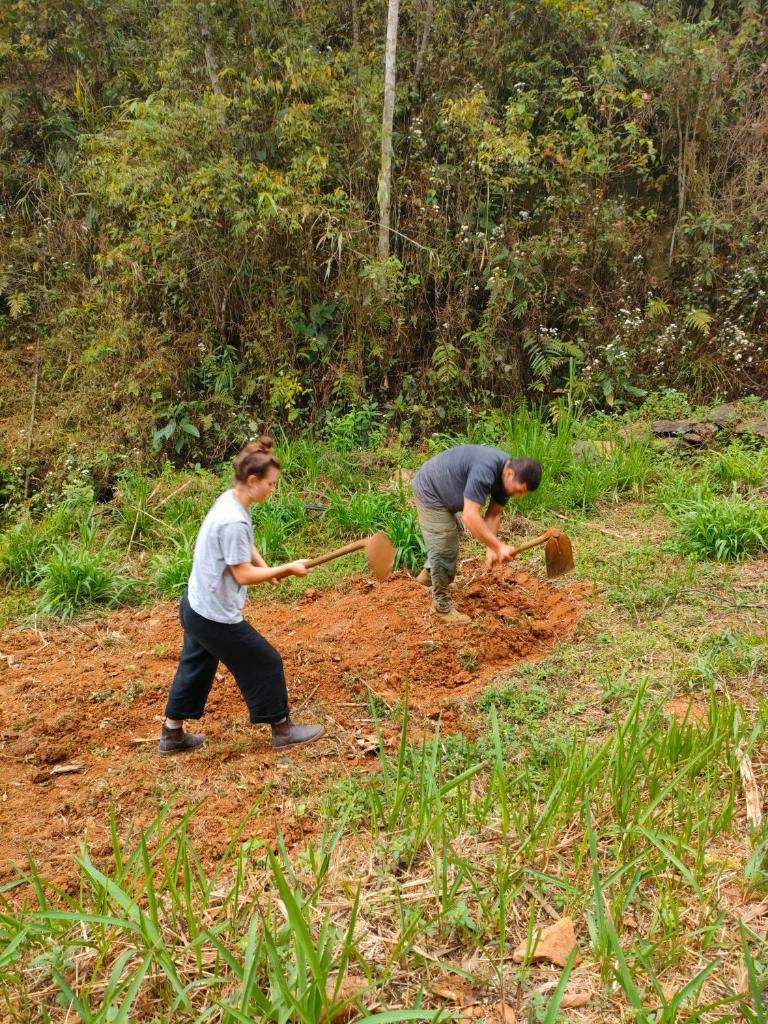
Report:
513,917,579,967
430,977,475,1006
560,991,592,1008
459,1002,515,1023
322,975,366,1022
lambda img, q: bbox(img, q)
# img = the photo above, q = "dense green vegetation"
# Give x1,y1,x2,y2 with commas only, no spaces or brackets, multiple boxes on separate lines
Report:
3,404,766,624
2,0,767,490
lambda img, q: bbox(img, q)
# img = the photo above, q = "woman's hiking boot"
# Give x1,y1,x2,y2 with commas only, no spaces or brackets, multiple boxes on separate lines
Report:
272,719,325,750
159,723,207,755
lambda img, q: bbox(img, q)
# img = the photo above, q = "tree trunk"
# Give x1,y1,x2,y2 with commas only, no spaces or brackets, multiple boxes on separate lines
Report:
198,4,223,97
378,0,399,261
414,0,434,86
23,333,41,500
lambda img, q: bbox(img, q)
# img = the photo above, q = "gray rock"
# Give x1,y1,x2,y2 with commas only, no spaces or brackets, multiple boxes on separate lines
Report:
736,418,768,438
707,403,742,427
652,420,698,436
682,423,718,445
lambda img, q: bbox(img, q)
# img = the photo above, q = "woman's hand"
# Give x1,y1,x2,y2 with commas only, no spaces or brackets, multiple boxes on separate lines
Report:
285,559,310,577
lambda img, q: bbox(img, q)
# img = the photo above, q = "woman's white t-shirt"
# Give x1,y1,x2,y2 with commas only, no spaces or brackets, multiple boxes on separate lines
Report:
187,490,254,623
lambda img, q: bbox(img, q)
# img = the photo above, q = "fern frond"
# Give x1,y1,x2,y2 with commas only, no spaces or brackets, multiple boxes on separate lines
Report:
685,308,713,335
646,297,670,321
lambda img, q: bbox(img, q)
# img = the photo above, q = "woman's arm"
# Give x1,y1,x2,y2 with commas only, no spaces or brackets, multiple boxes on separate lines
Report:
251,545,268,568
251,544,281,584
229,560,309,586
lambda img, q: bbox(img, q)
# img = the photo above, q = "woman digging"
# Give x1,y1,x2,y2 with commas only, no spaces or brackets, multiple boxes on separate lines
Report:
159,437,324,754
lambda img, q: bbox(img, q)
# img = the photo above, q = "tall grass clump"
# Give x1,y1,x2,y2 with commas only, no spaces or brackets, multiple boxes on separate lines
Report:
667,487,768,561
113,470,160,547
251,496,307,563
37,545,137,618
148,530,195,597
707,441,768,491
383,507,426,573
325,488,398,536
44,482,97,537
0,517,52,587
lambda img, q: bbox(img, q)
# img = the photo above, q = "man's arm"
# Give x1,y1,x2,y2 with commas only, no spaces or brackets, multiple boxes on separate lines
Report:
484,499,505,539
462,498,514,560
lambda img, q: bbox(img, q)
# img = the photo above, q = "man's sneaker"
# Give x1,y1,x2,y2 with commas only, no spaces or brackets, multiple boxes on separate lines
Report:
272,721,325,750
415,567,432,587
159,724,207,755
433,607,471,625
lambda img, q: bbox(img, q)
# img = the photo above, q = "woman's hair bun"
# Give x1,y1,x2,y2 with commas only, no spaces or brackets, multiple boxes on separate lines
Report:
233,435,279,482
243,435,273,455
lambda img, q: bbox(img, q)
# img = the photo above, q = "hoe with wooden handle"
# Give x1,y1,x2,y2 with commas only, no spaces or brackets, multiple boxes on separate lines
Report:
506,528,575,578
303,531,396,581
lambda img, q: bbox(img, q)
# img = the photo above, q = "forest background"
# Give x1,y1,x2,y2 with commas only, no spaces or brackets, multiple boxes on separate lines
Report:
1,0,767,498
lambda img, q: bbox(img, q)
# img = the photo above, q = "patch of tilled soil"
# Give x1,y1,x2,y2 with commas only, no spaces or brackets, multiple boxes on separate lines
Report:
0,567,592,893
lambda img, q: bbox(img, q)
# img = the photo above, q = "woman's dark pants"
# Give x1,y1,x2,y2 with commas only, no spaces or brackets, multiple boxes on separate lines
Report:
164,591,289,725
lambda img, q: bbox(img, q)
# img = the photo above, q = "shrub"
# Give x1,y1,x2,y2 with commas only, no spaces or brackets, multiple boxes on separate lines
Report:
324,399,385,452
670,488,768,561
37,546,137,618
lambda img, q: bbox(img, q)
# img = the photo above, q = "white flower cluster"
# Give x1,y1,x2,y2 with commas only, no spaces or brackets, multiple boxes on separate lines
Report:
718,318,758,366
617,305,644,331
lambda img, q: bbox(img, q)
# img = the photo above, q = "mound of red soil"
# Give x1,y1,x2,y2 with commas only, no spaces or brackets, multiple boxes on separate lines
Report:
289,566,589,700
0,567,591,893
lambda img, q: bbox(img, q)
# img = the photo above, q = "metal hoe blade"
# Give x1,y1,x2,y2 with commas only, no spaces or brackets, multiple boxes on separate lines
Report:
544,531,575,578
366,531,396,581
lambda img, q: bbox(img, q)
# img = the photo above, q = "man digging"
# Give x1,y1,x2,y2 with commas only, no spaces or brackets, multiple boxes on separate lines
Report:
412,445,542,624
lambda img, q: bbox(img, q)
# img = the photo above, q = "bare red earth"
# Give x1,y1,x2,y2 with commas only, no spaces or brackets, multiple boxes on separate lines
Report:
0,567,591,894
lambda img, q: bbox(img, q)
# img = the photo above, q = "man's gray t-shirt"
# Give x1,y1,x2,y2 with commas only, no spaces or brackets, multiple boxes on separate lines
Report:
187,490,254,623
412,445,511,513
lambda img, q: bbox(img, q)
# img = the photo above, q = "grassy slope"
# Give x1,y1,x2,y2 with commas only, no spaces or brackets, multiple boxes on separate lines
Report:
1,416,767,1022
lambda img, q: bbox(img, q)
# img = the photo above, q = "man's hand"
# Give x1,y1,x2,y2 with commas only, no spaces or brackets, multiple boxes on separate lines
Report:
286,559,310,577
485,543,516,567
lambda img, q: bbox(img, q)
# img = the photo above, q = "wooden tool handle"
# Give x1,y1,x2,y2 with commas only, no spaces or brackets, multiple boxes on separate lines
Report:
303,538,367,569
507,530,556,558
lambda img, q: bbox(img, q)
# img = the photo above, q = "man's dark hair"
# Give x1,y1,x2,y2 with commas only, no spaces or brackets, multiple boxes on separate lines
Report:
508,457,542,492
